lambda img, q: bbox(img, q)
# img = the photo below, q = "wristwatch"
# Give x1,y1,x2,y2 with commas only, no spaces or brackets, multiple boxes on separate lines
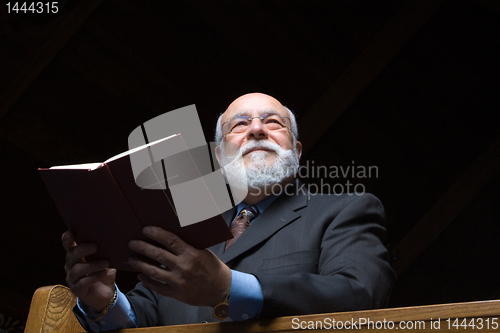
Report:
212,290,230,320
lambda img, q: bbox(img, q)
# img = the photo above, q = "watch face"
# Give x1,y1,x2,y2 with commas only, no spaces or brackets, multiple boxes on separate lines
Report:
213,303,229,319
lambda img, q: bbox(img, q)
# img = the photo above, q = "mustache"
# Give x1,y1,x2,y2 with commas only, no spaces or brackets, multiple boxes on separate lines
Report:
240,140,281,155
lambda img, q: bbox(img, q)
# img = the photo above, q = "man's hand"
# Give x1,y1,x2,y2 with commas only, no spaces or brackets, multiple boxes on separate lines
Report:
128,227,231,307
62,231,116,312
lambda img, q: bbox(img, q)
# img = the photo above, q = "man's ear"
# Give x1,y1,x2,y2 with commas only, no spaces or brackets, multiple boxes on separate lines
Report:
215,144,224,175
295,140,302,161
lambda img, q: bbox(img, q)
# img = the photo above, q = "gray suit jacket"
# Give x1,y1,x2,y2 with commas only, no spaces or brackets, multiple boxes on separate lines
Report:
125,182,396,326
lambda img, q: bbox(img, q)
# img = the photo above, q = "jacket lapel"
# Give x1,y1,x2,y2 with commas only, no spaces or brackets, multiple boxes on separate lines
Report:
219,181,309,264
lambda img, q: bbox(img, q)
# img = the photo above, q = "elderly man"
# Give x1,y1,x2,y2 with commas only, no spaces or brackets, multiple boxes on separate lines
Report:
63,93,395,331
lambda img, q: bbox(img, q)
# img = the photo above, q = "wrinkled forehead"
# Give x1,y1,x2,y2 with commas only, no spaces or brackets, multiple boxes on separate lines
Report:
226,109,285,121
222,96,288,124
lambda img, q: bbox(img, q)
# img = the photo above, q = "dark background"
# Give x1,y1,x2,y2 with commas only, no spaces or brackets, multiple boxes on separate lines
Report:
1,0,499,327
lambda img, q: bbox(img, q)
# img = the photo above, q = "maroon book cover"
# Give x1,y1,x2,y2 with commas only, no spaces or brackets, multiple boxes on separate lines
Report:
39,137,233,271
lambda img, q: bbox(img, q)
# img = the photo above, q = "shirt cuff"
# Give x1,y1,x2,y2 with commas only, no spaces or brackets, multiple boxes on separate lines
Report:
228,270,264,321
76,285,138,332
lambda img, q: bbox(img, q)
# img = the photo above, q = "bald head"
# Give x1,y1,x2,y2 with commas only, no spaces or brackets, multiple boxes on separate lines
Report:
214,93,298,143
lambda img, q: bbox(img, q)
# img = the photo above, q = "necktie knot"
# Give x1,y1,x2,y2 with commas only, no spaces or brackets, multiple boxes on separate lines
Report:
240,205,258,221
225,205,259,250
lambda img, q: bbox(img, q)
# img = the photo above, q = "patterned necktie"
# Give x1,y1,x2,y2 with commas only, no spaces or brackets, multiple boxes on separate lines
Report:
225,205,259,250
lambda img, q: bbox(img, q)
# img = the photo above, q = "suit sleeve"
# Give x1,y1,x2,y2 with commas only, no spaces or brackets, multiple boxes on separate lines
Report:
124,281,161,327
253,193,396,318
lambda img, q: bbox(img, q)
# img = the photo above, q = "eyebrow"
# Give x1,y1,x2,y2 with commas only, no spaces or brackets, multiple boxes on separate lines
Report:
231,109,282,118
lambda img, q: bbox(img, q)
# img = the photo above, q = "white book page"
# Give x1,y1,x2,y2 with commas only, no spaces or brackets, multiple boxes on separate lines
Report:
49,163,103,170
104,133,180,164
47,134,180,170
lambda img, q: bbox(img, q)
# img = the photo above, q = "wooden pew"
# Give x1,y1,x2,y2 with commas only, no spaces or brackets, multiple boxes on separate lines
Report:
25,285,500,332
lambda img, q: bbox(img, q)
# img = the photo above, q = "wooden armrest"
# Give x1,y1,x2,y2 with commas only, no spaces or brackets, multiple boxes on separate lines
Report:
25,285,84,333
25,285,500,333
106,299,500,332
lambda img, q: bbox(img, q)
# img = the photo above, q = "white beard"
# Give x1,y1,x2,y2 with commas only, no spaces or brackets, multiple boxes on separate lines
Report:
220,140,299,194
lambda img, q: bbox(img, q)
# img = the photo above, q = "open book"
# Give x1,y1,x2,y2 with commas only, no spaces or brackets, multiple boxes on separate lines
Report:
39,134,233,271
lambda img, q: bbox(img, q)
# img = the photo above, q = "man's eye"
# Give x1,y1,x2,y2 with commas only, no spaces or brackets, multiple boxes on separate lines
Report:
231,121,249,132
265,119,284,128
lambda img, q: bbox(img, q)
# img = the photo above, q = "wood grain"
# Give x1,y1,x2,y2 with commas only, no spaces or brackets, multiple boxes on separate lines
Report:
108,301,500,333
25,285,500,333
25,285,83,333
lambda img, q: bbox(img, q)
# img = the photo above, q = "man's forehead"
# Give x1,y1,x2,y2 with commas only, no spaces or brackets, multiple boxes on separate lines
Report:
222,95,287,122
230,109,282,118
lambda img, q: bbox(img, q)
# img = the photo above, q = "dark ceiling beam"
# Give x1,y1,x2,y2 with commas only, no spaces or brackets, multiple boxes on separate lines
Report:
0,33,165,164
59,47,123,100
0,0,103,165
0,3,13,35
11,11,66,47
397,60,446,113
187,0,331,87
58,33,169,115
475,0,500,12
392,134,500,277
299,0,445,153
236,2,331,87
0,0,104,121
0,111,94,165
271,2,346,75
82,19,190,106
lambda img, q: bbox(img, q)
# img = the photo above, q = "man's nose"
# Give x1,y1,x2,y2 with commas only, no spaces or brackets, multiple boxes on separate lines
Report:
246,117,268,140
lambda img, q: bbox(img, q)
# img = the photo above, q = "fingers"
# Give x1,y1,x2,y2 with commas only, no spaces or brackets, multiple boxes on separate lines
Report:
66,258,109,282
63,230,104,287
128,256,173,286
142,227,187,255
65,243,98,270
61,231,76,251
61,230,117,310
69,269,108,295
62,230,99,268
128,226,190,268
129,239,176,269
128,227,232,306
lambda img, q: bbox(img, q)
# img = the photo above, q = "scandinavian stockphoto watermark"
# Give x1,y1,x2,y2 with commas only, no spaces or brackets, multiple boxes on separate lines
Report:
241,159,379,198
297,159,379,196
297,160,378,180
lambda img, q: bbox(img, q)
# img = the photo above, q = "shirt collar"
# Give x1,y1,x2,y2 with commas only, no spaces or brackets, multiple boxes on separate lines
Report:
236,193,279,217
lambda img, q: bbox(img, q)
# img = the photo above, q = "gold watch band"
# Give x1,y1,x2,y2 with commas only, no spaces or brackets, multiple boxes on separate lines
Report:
212,288,231,320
